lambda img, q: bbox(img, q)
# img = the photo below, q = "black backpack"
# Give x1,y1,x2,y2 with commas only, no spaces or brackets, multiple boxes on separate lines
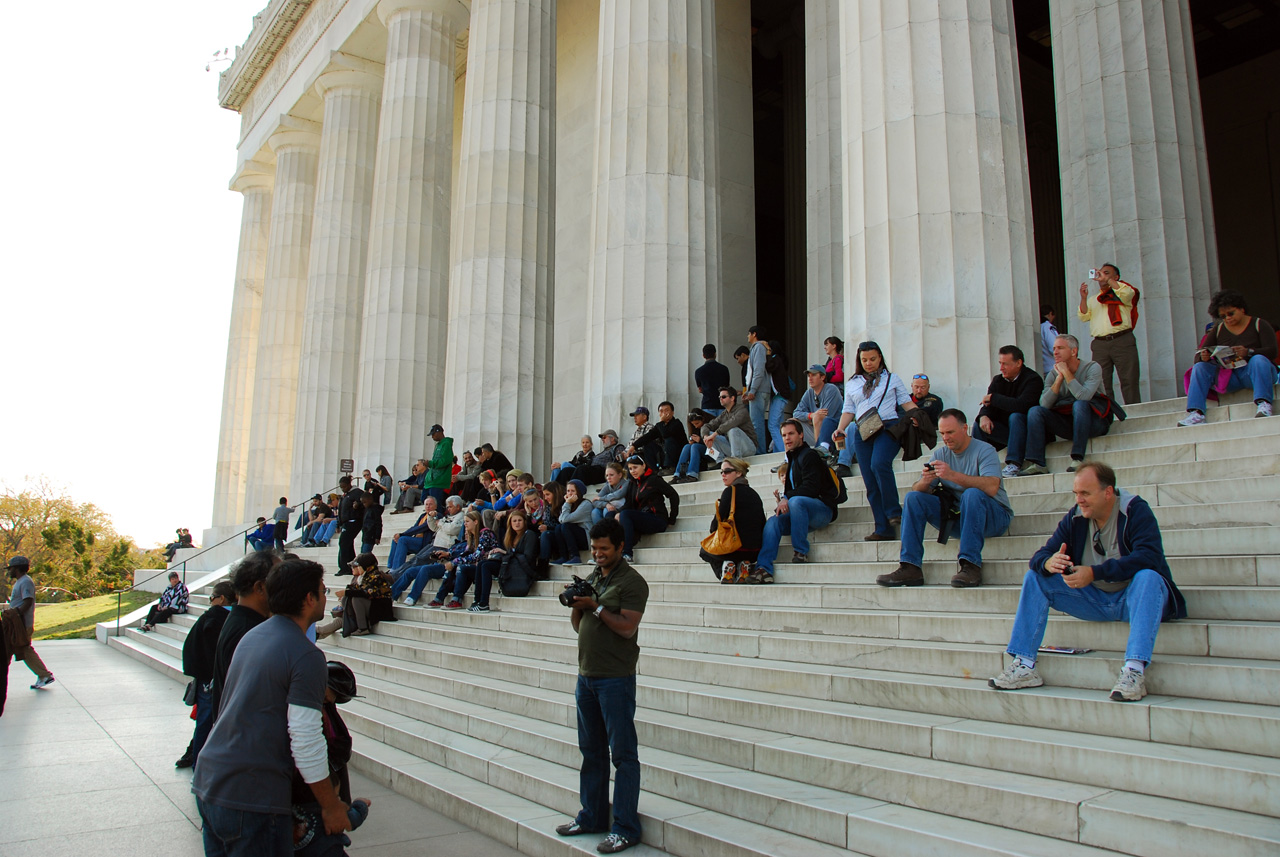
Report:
498,550,534,597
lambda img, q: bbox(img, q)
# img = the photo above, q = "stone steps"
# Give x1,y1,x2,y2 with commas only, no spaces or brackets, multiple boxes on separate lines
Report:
100,390,1280,857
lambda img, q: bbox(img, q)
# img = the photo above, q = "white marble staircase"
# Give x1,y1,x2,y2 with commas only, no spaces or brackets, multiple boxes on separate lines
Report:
104,390,1280,857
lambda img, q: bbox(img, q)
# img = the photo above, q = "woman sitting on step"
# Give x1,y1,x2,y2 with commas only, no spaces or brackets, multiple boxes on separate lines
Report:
670,409,714,484
616,455,681,562
700,457,766,583
552,479,593,565
1179,289,1277,425
317,553,394,638
431,511,498,611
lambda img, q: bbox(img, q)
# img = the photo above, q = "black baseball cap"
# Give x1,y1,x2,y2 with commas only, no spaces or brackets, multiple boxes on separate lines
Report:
7,556,30,570
429,424,445,434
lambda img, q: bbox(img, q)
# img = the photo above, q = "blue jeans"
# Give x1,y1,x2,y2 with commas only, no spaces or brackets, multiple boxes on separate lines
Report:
1025,401,1108,464
971,412,1027,461
556,523,589,559
247,536,270,552
853,420,902,534
191,683,215,763
617,510,668,555
899,488,1012,568
1186,354,1276,413
196,797,291,857
748,390,771,455
1007,569,1170,664
801,414,840,451
389,535,426,570
574,674,641,842
674,442,705,477
704,407,724,417
360,540,375,554
539,529,558,560
392,562,448,602
767,395,786,453
757,496,834,571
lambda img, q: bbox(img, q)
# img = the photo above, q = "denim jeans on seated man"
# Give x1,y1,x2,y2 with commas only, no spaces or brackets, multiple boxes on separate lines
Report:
673,442,705,477
756,496,834,572
1186,353,1277,413
709,427,756,461
899,488,1013,570
1024,401,1109,465
1006,568,1169,665
197,797,291,857
801,414,840,452
574,674,641,842
388,535,427,571
391,562,449,602
748,389,771,455
970,412,1027,455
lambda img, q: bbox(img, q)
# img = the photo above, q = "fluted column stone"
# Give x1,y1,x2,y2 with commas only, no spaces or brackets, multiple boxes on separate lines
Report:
353,0,469,480
582,0,721,430
442,0,555,474
805,0,844,357
212,163,274,528
839,1,1038,410
291,59,384,502
244,122,321,519
1051,0,1218,401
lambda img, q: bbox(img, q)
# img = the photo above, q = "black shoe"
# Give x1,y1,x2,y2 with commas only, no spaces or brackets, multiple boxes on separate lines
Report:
876,563,924,587
834,465,853,478
175,754,195,769
556,821,603,837
791,551,808,564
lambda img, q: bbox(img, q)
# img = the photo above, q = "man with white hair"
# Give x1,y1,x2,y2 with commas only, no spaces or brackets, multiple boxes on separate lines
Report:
1017,334,1115,476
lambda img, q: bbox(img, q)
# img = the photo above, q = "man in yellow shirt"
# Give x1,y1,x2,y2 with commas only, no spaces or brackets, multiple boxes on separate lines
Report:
1078,264,1140,404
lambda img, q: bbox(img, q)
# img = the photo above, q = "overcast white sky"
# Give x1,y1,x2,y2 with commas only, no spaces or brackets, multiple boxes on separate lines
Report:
0,1,269,547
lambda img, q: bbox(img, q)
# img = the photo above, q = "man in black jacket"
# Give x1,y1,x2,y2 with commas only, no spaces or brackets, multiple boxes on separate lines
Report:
336,476,367,572
630,402,686,474
754,420,839,583
211,552,278,720
972,344,1044,478
176,581,237,768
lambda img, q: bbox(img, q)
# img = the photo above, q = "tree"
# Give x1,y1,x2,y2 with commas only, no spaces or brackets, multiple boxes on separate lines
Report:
0,477,165,601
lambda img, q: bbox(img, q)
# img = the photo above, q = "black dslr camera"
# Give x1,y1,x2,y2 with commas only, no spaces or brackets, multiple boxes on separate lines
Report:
559,575,597,607
930,478,962,545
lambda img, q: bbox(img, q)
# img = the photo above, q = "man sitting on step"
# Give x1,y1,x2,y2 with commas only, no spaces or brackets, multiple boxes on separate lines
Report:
754,419,841,584
971,344,1044,478
701,386,757,462
989,461,1186,702
877,409,1013,589
1013,334,1113,476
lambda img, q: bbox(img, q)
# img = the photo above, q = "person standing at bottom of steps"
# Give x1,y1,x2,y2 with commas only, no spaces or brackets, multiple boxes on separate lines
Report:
5,556,55,695
335,476,366,575
989,461,1186,702
557,517,650,854
211,551,280,722
176,581,237,769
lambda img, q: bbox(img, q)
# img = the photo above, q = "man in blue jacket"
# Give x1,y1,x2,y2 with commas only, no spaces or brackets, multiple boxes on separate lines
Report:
988,461,1185,701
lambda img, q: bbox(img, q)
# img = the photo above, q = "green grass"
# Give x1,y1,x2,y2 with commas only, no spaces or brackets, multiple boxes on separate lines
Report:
33,591,157,640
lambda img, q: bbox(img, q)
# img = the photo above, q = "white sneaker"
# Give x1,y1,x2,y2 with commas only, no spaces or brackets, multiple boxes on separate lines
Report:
1109,667,1147,701
988,660,1043,690
1000,463,1020,478
404,597,416,607
1177,411,1206,427
1256,401,1273,418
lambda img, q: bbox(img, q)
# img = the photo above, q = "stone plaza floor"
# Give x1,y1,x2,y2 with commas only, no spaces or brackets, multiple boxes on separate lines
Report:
0,640,523,857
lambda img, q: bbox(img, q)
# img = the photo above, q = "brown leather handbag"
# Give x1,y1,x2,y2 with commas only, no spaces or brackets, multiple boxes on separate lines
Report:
700,486,742,555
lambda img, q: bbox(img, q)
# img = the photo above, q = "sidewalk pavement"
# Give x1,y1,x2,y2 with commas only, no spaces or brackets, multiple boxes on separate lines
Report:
1,639,523,857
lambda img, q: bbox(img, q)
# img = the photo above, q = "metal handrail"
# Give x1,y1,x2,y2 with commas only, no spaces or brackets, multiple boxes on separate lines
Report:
113,483,340,635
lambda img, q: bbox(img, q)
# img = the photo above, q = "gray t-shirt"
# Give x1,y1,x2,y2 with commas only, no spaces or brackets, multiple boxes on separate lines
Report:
273,504,293,525
8,574,36,631
930,438,1012,514
193,614,327,815
1083,502,1127,592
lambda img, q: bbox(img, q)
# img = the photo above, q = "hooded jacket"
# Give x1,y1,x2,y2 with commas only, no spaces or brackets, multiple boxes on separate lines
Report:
625,467,682,523
1029,491,1185,621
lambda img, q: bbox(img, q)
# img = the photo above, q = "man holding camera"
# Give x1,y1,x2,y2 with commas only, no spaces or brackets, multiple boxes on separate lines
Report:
556,518,649,854
1079,264,1141,404
877,409,1013,588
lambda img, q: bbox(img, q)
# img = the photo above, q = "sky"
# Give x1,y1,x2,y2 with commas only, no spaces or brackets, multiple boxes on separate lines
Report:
0,1,270,548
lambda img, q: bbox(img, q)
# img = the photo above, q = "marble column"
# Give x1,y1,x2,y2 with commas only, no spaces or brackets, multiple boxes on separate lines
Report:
839,1,1038,410
583,0,721,430
441,0,555,474
291,59,383,503
805,0,844,358
1051,0,1218,401
353,0,469,480
244,121,321,519
212,163,274,528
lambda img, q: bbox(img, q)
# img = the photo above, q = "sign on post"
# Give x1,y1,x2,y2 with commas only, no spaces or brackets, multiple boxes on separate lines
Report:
339,459,354,474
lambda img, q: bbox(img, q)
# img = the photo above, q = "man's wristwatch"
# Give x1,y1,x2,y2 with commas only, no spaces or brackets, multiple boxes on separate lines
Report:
593,605,605,619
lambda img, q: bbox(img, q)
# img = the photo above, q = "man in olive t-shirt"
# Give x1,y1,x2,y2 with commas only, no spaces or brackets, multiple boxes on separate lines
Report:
555,518,649,854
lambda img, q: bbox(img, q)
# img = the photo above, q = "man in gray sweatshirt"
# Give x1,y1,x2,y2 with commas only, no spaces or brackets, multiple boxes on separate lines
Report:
1017,334,1112,475
743,326,770,455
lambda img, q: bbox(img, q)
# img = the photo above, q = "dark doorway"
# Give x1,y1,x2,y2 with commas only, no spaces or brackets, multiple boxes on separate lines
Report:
751,0,805,400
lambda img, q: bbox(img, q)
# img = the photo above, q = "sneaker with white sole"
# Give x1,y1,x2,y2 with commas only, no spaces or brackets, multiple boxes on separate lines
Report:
1018,462,1049,476
597,833,638,854
1109,667,1147,701
1178,411,1206,426
466,603,490,613
1256,401,1273,418
1000,463,1020,478
31,675,56,690
403,597,416,607
988,661,1043,690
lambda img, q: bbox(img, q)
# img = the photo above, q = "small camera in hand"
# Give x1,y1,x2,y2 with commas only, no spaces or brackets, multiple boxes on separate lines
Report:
559,575,597,607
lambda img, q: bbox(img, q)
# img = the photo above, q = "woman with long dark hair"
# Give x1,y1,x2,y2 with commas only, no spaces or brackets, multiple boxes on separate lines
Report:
833,341,916,540
824,336,845,395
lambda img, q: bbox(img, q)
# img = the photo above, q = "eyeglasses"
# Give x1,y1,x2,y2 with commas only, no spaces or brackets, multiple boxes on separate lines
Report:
912,374,928,381
1092,529,1106,558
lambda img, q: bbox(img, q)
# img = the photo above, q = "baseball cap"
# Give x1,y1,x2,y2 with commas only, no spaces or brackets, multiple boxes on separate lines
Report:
629,406,649,417
7,556,30,570
599,429,619,439
806,363,827,374
429,424,444,434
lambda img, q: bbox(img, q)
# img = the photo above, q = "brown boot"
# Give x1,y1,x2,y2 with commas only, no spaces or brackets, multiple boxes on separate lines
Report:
876,563,924,587
951,560,982,588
